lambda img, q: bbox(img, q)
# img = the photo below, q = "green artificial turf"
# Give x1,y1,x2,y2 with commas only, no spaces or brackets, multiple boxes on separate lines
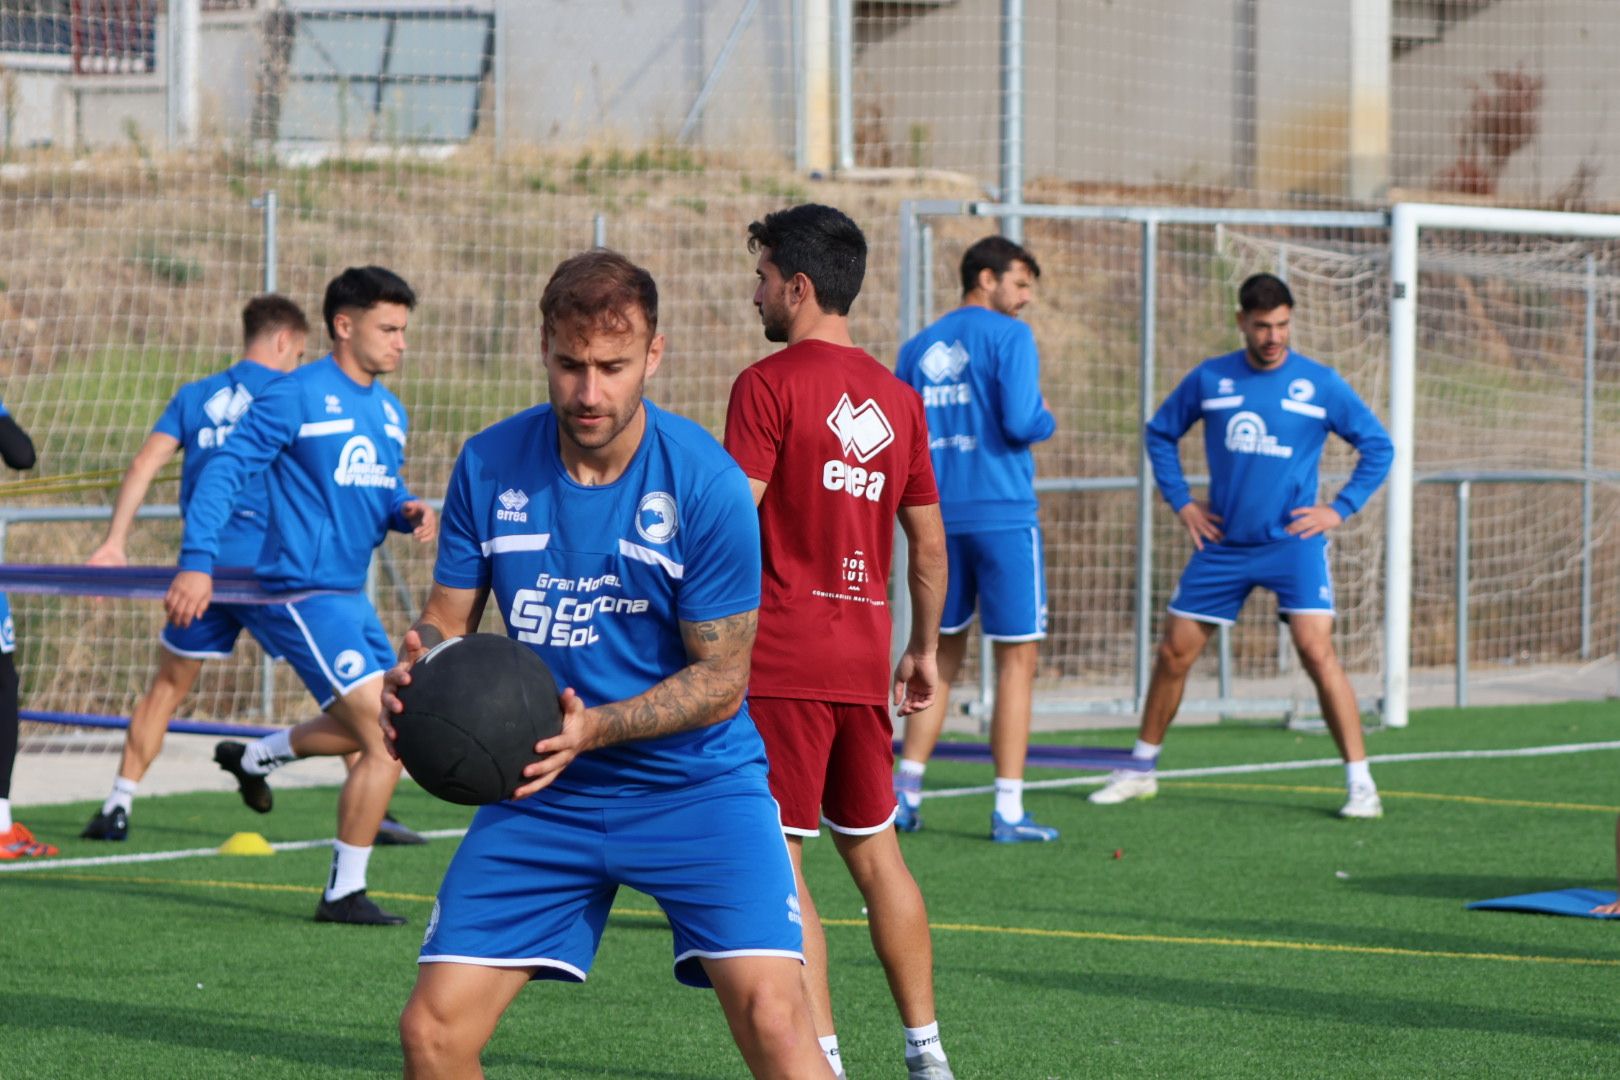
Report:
4,701,1618,1078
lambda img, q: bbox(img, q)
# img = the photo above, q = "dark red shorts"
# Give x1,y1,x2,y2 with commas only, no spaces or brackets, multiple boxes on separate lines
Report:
749,696,897,836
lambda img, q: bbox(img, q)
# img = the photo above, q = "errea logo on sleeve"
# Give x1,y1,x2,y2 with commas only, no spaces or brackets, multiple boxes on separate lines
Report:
823,394,894,501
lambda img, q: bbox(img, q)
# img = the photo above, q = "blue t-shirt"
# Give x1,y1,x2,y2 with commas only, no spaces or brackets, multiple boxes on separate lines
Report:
896,305,1055,532
154,358,285,568
1145,349,1394,545
434,400,767,802
178,355,419,591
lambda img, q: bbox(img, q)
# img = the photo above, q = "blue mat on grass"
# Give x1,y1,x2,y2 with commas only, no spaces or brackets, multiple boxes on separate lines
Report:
1467,888,1620,919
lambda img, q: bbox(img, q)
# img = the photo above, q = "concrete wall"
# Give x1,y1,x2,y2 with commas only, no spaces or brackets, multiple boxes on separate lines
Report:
6,0,1616,205
852,0,1373,197
493,0,795,155
1392,0,1620,201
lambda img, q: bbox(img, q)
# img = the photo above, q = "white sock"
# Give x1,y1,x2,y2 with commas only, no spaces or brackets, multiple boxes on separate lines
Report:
897,758,926,808
324,839,372,901
244,729,296,776
994,777,1024,822
1132,738,1161,764
102,776,138,816
819,1034,844,1078
1346,759,1374,790
904,1020,947,1065
0,796,11,833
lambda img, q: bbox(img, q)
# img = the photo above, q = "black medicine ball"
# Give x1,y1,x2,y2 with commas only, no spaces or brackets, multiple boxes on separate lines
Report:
393,633,563,805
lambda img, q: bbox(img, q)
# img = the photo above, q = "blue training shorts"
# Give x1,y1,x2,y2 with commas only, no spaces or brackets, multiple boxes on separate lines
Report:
420,772,804,989
233,592,394,708
940,525,1048,641
1168,534,1335,626
160,602,278,660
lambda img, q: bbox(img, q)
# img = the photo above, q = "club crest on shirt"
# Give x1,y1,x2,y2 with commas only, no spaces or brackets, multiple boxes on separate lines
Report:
1288,378,1315,402
636,491,678,544
497,488,530,523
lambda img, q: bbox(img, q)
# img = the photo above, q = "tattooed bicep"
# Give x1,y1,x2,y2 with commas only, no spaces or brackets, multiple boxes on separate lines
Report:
680,609,758,662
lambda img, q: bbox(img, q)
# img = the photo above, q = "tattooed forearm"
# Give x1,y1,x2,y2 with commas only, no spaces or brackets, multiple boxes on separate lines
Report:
588,610,757,748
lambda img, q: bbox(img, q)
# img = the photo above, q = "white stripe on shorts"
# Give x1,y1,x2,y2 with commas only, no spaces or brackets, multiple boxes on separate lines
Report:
418,955,588,981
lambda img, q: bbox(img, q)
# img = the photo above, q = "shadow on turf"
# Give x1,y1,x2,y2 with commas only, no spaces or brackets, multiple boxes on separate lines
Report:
6,991,719,1078
7,991,396,1072
1345,873,1581,902
983,966,1617,1046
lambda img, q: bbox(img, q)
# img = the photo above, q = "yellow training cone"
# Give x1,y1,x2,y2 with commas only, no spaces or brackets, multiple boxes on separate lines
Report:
218,831,275,856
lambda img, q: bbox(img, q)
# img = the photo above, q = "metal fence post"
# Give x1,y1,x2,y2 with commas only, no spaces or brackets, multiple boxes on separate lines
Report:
1455,480,1470,708
1581,252,1595,660
593,213,607,248
999,0,1024,241
835,0,854,172
1217,624,1231,718
1134,218,1159,706
255,191,279,292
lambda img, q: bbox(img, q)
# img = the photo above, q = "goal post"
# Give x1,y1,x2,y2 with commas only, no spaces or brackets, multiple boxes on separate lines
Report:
1384,202,1620,729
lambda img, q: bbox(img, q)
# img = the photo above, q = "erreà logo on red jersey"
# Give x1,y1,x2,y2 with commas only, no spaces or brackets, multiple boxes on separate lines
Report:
823,393,894,501
826,394,894,462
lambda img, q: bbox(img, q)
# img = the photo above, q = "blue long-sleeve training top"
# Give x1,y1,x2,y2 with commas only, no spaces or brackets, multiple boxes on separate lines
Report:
178,354,419,591
896,305,1056,532
1145,348,1393,545
155,358,286,568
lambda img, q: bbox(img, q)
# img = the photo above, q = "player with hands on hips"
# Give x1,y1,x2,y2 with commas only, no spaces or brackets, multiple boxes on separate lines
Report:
1090,272,1393,819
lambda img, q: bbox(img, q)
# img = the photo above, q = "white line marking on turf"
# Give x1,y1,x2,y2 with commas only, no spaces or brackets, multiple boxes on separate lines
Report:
923,739,1620,799
0,827,470,874
10,739,1620,870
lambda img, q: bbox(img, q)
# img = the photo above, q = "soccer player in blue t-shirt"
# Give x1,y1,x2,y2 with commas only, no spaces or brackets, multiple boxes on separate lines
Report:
1090,273,1394,818
0,400,47,859
892,236,1061,842
166,268,438,924
79,295,307,841
382,250,826,1077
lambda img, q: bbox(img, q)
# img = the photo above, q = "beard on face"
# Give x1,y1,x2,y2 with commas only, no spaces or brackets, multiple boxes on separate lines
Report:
555,398,640,451
757,296,791,343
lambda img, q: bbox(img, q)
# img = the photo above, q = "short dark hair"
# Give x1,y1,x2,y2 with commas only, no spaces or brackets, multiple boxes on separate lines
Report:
960,236,1040,295
241,294,309,345
1238,273,1294,313
746,204,866,316
322,266,416,338
540,248,659,341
